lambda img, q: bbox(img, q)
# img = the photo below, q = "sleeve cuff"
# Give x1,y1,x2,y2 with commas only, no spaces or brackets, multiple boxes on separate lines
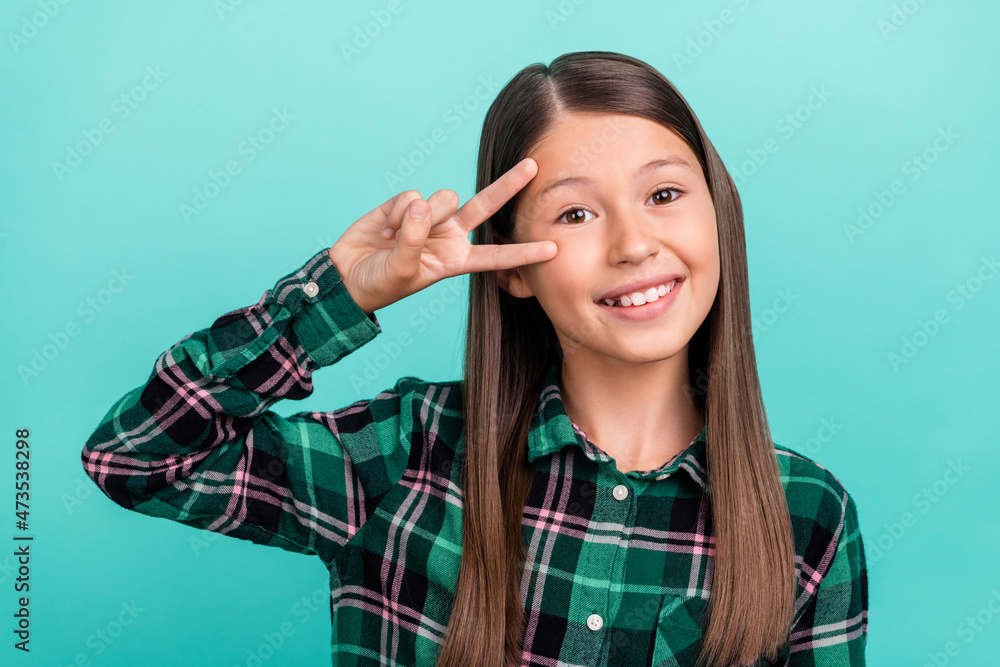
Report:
288,248,382,368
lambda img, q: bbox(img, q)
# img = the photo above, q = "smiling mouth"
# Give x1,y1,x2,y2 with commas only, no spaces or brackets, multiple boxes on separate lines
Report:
597,278,682,307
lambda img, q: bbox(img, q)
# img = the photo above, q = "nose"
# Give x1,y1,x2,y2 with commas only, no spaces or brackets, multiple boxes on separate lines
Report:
607,210,659,265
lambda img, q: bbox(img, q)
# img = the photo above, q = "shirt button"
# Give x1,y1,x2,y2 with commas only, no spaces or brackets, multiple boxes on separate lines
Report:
303,281,319,298
587,614,603,631
612,484,629,500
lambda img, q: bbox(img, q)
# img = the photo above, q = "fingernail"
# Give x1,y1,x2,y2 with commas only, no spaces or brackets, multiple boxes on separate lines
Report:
382,227,393,239
411,203,428,219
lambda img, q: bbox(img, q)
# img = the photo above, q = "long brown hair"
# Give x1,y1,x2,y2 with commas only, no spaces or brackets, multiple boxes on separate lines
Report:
435,51,795,667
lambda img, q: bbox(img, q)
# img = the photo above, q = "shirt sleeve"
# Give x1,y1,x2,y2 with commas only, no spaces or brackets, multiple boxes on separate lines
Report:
81,248,413,565
788,492,869,665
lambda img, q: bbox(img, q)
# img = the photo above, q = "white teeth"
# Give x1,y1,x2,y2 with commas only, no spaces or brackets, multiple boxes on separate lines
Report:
603,280,678,308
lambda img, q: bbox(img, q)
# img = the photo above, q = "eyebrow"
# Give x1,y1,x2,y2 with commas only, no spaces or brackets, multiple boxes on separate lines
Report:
533,156,698,204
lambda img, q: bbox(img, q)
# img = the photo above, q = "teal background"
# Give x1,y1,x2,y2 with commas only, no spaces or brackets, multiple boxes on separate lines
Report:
1,0,998,664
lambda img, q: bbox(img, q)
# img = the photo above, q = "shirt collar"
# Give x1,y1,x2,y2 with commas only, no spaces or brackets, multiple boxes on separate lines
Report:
526,354,709,490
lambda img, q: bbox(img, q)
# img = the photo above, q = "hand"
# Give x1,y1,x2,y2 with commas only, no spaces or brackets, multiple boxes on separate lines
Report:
328,157,557,314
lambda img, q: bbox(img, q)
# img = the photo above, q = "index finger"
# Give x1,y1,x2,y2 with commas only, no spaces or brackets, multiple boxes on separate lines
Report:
453,157,538,233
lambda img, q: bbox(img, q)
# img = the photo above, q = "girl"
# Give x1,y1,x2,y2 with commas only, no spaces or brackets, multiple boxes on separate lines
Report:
82,51,867,667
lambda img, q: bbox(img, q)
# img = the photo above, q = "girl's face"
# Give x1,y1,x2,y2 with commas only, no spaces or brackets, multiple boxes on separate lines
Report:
499,112,720,367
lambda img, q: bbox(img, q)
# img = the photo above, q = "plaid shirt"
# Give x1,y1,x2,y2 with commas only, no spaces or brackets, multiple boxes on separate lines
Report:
82,248,868,666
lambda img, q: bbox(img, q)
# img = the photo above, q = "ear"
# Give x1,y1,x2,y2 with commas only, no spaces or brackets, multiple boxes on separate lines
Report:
495,265,535,299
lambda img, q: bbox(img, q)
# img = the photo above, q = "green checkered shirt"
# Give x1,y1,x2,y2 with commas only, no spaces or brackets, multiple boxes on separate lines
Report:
82,248,868,666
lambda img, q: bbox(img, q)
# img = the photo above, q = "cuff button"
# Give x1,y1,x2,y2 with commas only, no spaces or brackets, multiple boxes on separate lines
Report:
303,281,319,298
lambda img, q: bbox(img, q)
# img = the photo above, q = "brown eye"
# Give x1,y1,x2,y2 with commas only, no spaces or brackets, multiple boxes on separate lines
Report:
649,187,684,205
557,207,595,225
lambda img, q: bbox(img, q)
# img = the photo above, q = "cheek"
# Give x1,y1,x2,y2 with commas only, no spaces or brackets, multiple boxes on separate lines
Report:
532,263,575,301
674,216,720,301
688,212,719,270
524,256,587,310
548,243,599,290
692,233,721,304
694,231,720,274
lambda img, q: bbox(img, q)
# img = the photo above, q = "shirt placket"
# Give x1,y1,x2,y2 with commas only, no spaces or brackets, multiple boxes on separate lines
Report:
576,462,637,665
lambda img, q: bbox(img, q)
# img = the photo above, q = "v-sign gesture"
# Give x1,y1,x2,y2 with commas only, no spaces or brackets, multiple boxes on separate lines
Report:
328,157,558,314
